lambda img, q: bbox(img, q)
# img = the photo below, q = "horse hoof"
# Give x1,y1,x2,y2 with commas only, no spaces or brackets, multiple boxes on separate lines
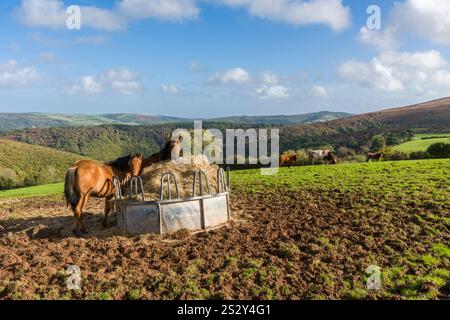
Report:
73,230,82,237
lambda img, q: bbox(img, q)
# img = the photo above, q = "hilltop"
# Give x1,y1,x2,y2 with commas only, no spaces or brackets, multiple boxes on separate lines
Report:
279,97,450,151
0,139,88,190
0,113,186,131
210,111,352,125
0,111,351,131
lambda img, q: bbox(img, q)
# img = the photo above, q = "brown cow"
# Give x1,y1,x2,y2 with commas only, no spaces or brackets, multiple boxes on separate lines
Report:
280,154,297,167
366,152,382,162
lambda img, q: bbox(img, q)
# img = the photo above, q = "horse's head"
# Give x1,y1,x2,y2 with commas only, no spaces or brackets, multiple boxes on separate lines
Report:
168,135,183,160
330,155,338,164
129,154,143,177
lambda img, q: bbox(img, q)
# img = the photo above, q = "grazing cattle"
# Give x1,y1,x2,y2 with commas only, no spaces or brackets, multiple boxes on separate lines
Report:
64,154,143,236
309,150,337,165
280,154,297,167
367,152,382,162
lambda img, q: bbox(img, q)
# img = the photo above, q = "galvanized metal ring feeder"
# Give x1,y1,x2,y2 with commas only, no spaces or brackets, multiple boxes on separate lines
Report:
114,167,231,235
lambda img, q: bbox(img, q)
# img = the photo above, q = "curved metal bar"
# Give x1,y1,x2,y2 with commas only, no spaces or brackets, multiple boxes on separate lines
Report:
192,169,211,197
113,176,122,200
227,167,231,191
128,176,145,201
160,172,180,200
217,168,227,193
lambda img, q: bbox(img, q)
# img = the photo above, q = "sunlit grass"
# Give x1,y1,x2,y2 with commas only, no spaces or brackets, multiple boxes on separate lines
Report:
0,182,63,199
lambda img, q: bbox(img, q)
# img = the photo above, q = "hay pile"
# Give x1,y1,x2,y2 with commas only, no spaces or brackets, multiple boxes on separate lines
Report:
140,158,220,200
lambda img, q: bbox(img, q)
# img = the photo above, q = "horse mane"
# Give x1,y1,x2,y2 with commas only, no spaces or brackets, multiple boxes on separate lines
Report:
105,155,132,170
160,140,174,160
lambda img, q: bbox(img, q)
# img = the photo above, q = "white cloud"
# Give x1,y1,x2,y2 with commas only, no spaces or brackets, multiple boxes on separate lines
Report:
0,59,39,88
390,0,450,46
339,59,403,92
68,67,141,95
101,68,142,95
260,71,279,85
16,0,66,29
357,27,399,51
311,85,328,98
69,76,102,94
79,6,126,31
16,0,350,31
118,0,199,21
16,0,126,31
209,67,252,84
15,0,198,31
161,85,179,94
255,85,289,99
221,0,351,31
339,50,450,92
357,1,450,50
378,50,447,70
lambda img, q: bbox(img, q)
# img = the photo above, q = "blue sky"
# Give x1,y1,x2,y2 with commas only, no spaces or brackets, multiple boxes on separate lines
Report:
0,0,449,117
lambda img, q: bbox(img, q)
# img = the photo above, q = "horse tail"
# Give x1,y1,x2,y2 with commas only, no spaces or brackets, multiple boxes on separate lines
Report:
64,167,78,211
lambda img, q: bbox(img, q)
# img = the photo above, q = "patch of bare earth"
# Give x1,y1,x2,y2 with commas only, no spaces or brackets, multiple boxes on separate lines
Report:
0,188,448,299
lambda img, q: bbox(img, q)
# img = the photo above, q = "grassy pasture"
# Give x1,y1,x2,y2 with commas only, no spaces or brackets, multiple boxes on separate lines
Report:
413,133,450,140
0,182,63,199
392,133,450,153
232,159,450,299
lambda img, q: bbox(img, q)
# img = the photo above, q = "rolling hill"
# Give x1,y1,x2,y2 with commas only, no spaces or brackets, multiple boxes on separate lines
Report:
1,97,449,163
0,111,351,131
279,97,450,151
0,113,186,131
210,111,352,125
0,139,88,190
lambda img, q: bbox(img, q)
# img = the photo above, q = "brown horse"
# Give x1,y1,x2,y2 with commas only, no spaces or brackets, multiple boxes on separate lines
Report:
140,136,183,173
280,154,297,167
64,154,143,236
367,152,382,162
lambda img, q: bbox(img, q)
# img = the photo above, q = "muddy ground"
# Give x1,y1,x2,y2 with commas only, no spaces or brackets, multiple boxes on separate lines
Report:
0,187,449,300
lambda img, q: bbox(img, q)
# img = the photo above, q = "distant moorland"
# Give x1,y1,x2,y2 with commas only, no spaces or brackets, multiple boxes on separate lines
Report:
0,111,351,131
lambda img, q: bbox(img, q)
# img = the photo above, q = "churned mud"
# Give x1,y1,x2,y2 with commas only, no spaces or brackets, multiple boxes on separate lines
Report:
0,187,448,300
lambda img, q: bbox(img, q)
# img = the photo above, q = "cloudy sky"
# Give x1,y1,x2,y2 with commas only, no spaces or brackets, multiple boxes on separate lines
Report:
0,0,449,117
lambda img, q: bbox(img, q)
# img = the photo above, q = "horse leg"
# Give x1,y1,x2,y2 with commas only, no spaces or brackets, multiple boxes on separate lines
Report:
73,193,86,237
79,192,91,234
103,196,114,228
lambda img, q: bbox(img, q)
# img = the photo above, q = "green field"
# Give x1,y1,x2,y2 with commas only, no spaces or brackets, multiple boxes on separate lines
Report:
392,133,450,153
0,182,63,199
413,133,450,140
231,159,450,299
233,159,450,204
393,137,450,153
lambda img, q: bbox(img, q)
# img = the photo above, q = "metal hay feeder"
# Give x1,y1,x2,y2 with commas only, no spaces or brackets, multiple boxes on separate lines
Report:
113,168,231,235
